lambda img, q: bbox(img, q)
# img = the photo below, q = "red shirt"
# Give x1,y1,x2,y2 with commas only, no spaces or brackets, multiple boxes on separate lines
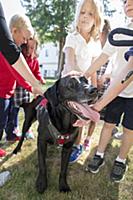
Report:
0,52,32,98
25,55,43,82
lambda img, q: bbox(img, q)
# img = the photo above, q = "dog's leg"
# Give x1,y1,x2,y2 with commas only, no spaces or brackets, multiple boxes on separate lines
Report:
13,105,36,154
59,143,73,192
36,125,48,193
0,130,3,141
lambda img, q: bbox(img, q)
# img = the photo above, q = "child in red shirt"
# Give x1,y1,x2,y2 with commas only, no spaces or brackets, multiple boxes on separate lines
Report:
0,14,34,157
13,34,46,139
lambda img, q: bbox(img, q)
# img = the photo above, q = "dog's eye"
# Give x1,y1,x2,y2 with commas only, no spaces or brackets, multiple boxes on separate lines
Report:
68,81,74,88
80,76,88,84
68,78,76,89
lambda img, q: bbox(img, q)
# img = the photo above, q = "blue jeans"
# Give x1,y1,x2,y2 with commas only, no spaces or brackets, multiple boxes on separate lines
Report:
0,97,16,140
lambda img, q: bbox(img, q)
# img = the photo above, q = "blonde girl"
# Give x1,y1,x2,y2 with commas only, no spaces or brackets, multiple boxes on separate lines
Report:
62,0,103,163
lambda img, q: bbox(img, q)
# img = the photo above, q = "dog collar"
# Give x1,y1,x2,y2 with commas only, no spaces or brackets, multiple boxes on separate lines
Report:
47,119,76,147
39,98,48,107
37,97,77,147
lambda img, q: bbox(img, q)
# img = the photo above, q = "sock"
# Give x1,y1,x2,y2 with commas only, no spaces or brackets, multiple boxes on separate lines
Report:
116,156,126,164
96,151,104,158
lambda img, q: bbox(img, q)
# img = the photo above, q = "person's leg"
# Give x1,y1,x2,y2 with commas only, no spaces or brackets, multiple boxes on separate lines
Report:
5,97,20,141
69,128,83,163
0,98,11,156
84,121,96,151
110,98,133,182
0,98,10,138
119,127,133,159
12,107,22,136
86,97,124,173
74,127,82,145
97,122,115,153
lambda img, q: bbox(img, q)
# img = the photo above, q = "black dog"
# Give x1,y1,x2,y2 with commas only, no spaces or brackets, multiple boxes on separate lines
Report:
13,75,99,193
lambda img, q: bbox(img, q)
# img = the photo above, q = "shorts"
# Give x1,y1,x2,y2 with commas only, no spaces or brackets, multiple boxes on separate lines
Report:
104,96,133,130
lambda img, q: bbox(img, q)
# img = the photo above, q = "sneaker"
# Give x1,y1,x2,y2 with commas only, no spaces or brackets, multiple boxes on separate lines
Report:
112,127,118,136
0,148,6,157
83,139,91,151
25,130,34,140
86,154,105,173
113,132,123,140
0,171,11,187
13,128,22,137
110,160,128,182
69,145,83,164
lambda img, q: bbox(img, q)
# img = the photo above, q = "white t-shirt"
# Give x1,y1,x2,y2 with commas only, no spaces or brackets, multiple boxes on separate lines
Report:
102,22,133,98
62,31,101,75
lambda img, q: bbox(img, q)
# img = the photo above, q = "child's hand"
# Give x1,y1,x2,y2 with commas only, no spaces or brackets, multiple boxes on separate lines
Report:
97,76,105,88
40,78,46,85
62,70,83,77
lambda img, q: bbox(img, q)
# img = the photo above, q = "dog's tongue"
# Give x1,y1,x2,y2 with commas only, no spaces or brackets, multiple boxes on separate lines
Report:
81,103,100,122
70,101,100,122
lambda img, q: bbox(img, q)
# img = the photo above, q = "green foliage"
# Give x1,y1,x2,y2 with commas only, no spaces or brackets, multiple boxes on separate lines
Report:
21,0,76,43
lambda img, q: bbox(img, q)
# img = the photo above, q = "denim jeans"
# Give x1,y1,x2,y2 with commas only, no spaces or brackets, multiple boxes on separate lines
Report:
0,97,15,140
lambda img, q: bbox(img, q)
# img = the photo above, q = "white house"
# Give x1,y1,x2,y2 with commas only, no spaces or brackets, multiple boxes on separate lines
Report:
38,43,59,78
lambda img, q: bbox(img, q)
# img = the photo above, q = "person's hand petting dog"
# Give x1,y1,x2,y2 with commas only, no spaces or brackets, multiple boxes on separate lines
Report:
31,83,43,96
62,70,83,77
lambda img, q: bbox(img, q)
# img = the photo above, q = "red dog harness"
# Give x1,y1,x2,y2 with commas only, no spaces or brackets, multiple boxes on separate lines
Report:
37,98,72,146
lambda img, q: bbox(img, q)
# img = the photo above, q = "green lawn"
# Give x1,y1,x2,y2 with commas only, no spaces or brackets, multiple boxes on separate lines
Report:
0,79,133,200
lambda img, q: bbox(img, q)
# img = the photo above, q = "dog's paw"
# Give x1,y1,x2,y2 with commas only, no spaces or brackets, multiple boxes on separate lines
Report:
36,176,47,193
59,184,71,193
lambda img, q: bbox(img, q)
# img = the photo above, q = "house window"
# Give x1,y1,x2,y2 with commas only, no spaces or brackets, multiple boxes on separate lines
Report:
45,49,48,57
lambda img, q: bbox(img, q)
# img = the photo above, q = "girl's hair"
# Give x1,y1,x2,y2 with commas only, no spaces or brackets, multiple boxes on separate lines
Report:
22,32,40,57
74,0,103,40
30,32,40,57
32,32,39,50
9,14,34,35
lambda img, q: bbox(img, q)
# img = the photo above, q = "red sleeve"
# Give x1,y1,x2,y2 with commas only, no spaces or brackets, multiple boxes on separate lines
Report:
29,57,43,81
0,52,32,92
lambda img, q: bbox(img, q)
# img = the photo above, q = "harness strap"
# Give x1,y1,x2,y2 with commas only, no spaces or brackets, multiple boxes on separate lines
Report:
37,97,77,146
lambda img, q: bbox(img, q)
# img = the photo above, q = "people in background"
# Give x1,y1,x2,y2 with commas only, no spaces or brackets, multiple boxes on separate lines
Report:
0,1,42,187
13,34,46,139
0,10,42,157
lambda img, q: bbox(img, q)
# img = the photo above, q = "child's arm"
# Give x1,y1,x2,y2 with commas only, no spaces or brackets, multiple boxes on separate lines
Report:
30,58,46,84
90,72,97,87
63,47,76,74
93,56,133,111
84,52,109,78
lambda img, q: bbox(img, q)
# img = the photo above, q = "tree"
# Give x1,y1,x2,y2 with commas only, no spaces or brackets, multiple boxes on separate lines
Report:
21,0,76,76
100,0,116,17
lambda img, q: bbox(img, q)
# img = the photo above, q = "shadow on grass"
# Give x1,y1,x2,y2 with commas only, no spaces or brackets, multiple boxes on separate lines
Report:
0,140,126,200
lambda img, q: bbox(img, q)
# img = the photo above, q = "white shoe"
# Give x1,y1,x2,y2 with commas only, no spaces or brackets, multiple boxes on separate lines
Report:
0,171,11,187
113,132,123,140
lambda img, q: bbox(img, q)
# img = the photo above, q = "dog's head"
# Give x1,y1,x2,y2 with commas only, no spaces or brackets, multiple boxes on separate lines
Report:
45,75,99,121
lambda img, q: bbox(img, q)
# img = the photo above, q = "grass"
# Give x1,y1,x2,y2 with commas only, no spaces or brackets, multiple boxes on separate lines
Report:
0,79,133,200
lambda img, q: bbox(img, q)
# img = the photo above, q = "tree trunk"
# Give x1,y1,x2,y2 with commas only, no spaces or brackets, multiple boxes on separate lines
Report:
57,37,65,78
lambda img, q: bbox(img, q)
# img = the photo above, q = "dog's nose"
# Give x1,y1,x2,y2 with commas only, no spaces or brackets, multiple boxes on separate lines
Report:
85,86,98,95
89,87,98,94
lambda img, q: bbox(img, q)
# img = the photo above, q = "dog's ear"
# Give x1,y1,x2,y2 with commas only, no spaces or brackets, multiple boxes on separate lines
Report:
45,80,59,106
